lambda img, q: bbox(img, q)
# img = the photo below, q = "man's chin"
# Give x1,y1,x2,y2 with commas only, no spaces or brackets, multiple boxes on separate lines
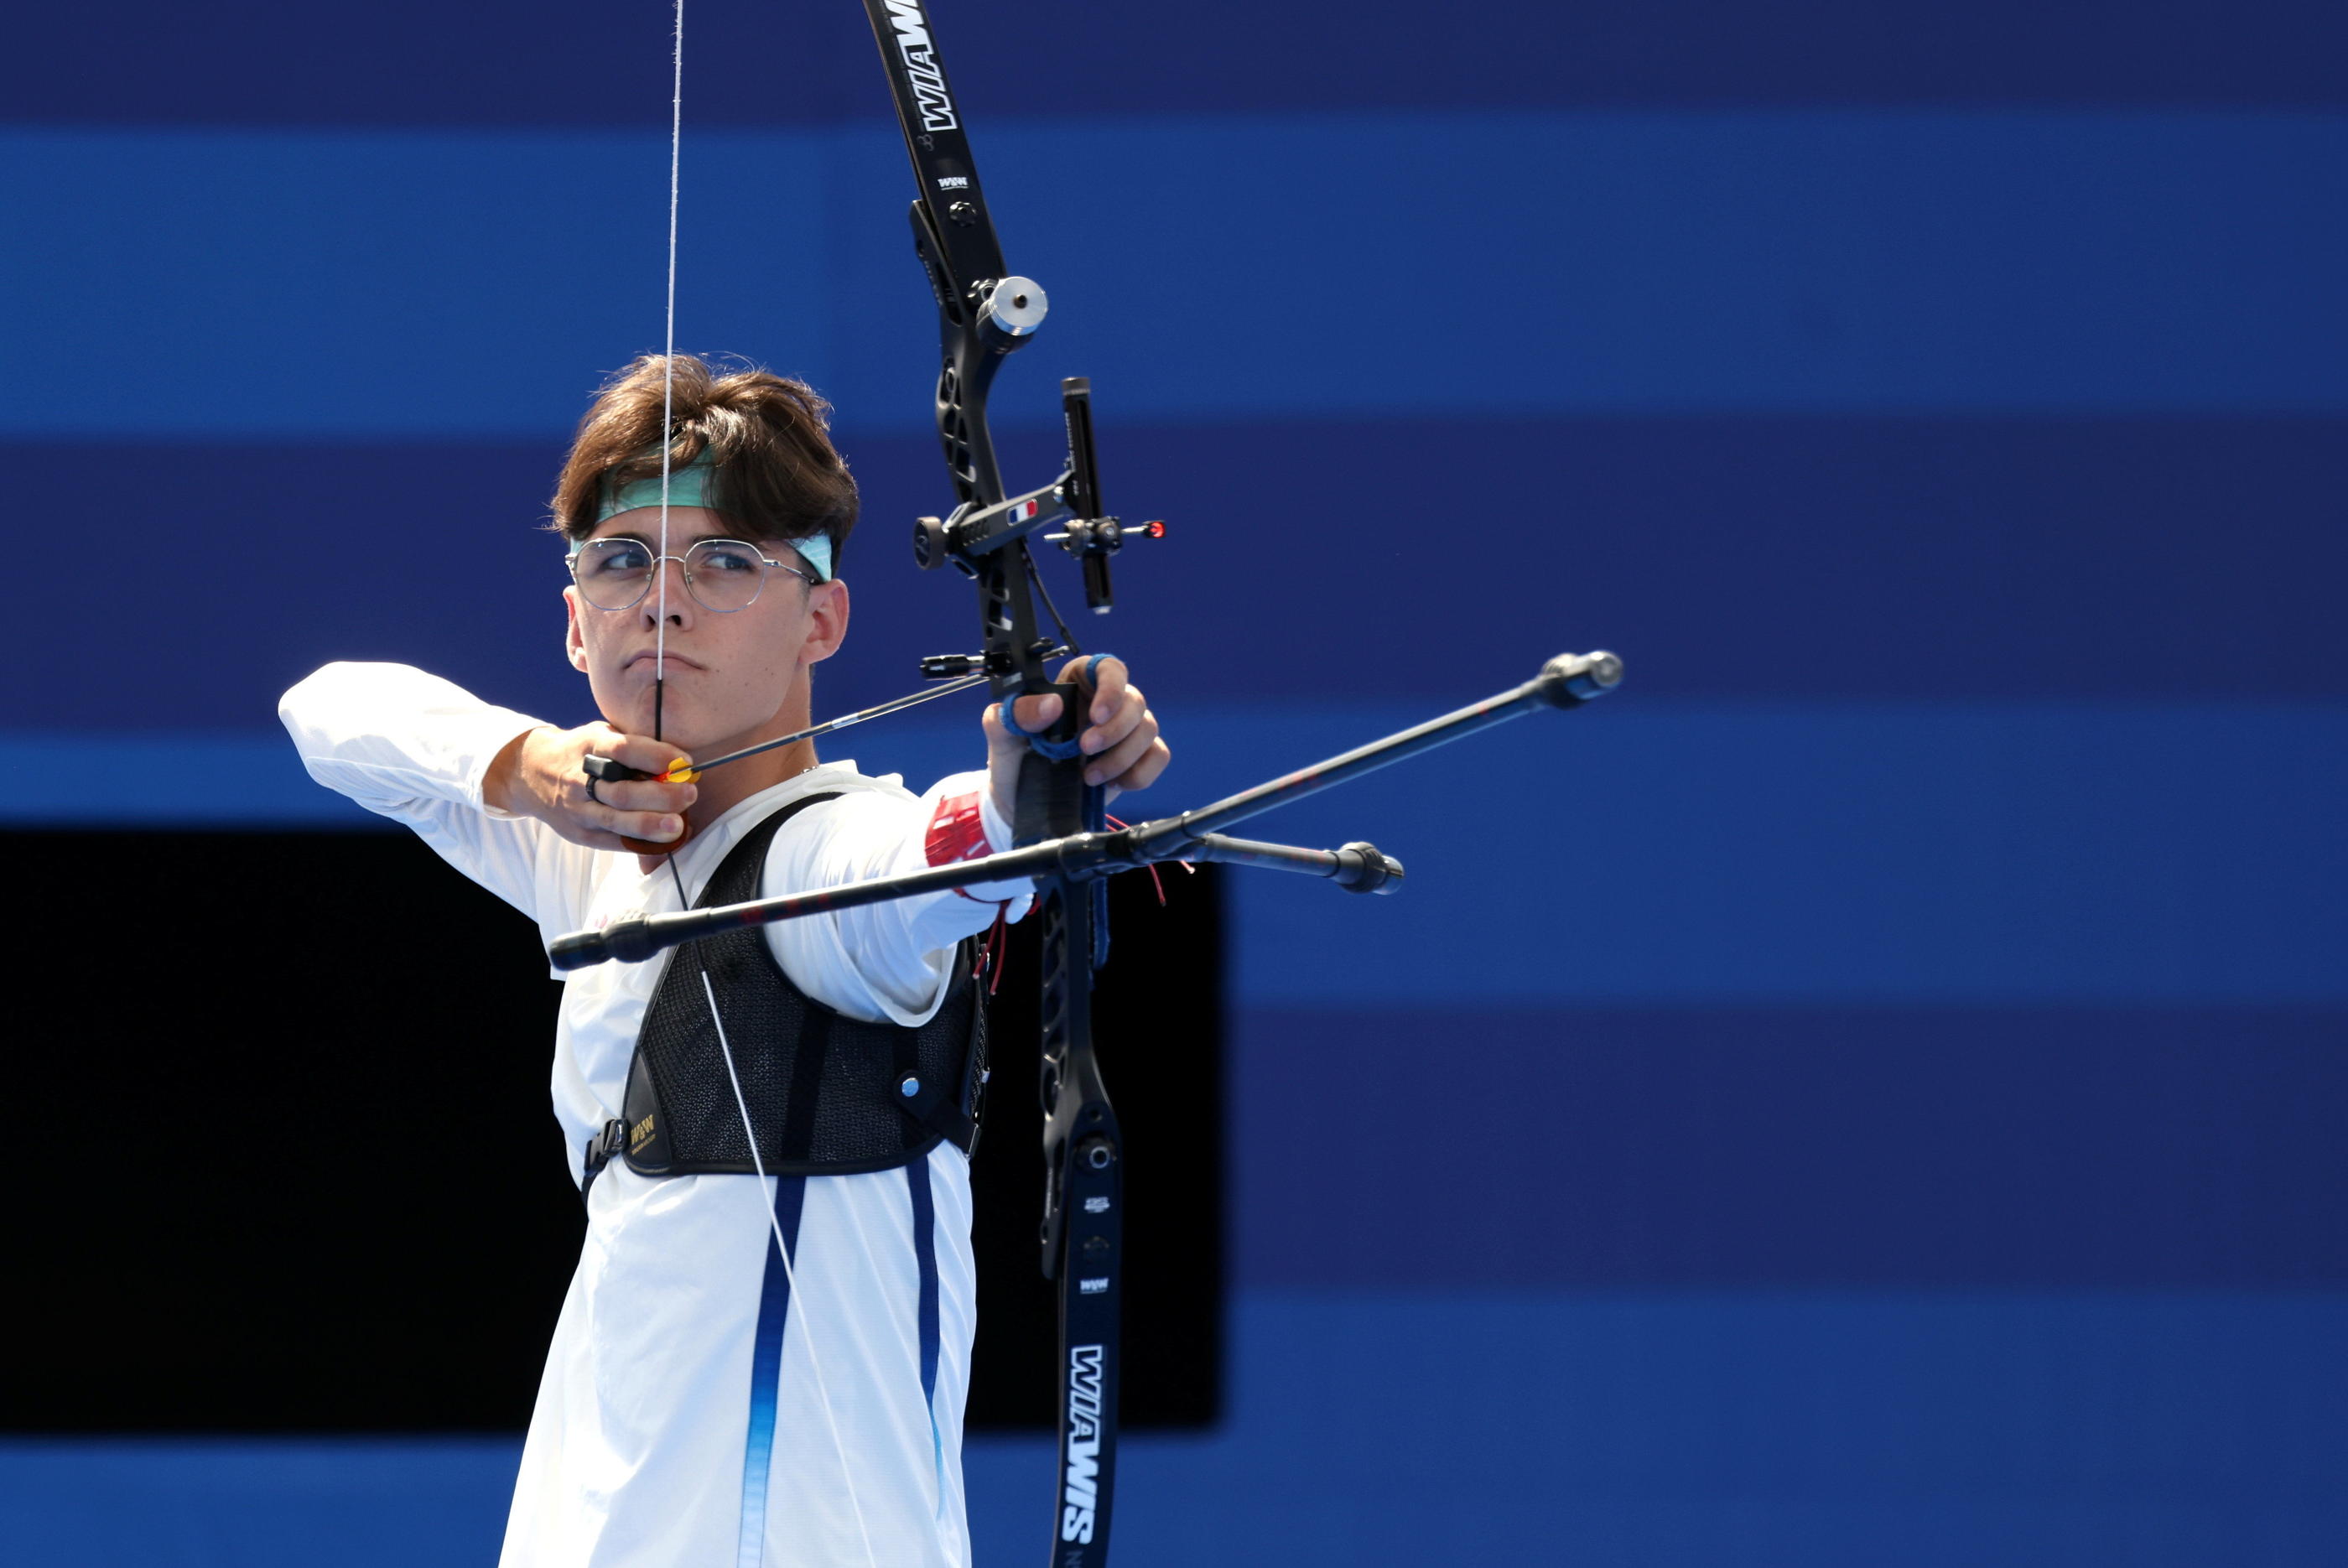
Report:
596,667,683,738
593,668,789,758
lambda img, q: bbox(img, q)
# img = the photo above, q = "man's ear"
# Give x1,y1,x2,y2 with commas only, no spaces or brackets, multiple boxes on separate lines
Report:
801,579,850,667
564,586,590,673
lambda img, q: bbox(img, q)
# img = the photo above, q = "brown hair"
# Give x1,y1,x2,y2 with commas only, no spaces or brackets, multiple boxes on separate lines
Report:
550,355,858,567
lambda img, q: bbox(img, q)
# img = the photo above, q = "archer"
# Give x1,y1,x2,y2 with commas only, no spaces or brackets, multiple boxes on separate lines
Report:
279,352,1169,1566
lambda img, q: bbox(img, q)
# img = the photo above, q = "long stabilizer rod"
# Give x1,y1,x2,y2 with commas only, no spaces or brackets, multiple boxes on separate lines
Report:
1121,650,1619,854
548,651,1620,971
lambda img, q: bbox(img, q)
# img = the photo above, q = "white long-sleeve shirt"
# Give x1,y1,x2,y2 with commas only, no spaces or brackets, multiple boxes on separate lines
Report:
280,660,1020,1568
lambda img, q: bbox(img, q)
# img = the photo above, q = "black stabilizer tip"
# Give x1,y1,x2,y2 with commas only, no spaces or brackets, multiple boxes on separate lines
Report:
548,929,611,972
549,914,668,970
1536,650,1624,707
599,915,667,965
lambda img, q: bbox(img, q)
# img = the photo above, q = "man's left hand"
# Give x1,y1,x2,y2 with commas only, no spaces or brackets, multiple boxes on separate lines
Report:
984,655,1170,818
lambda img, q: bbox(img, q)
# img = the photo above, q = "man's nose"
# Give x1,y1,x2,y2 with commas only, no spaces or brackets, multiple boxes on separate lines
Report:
639,557,696,624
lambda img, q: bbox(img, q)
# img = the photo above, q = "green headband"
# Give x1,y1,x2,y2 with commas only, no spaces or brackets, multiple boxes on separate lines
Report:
587,453,834,580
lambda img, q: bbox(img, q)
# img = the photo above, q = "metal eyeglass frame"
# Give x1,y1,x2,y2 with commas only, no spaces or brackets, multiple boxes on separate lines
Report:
567,536,822,615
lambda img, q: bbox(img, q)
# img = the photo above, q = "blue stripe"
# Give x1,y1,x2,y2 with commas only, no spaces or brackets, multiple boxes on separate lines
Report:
961,1290,2348,1567
6,114,2345,439
6,1289,2347,1565
0,734,391,827
895,703,2348,1008
906,1155,944,1513
1234,1005,2348,1291
15,418,2348,737
1191,702,2348,1007
14,703,2348,1007
738,1176,808,1568
12,1,2343,129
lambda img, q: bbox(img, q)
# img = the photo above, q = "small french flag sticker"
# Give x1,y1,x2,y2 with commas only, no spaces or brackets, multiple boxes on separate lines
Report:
1012,499,1037,522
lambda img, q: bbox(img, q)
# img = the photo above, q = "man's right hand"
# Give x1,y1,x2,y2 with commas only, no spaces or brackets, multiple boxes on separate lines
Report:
485,724,696,852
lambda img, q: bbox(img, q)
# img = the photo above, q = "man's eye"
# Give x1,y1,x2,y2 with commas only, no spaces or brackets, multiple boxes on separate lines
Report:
699,544,763,575
587,543,652,575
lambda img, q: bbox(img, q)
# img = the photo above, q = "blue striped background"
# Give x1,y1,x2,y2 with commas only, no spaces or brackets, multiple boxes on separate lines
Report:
13,1294,2348,1565
8,0,2345,1560
7,115,2347,440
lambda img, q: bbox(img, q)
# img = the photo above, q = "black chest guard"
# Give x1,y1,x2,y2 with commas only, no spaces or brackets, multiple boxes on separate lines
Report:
597,791,988,1182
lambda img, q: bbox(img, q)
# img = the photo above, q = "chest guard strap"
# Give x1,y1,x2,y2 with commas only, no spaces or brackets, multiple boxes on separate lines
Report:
602,792,988,1182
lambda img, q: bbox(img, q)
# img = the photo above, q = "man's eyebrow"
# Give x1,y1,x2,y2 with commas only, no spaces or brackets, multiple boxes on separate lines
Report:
595,528,761,548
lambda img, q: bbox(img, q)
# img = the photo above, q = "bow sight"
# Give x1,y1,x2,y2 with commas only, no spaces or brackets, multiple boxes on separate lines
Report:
910,374,1165,622
875,31,1156,651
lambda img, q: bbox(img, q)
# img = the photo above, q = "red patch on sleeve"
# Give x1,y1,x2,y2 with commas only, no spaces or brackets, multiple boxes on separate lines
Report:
924,791,993,866
926,791,1013,904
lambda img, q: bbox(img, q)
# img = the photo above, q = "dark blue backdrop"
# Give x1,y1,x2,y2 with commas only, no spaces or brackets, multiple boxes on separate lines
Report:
6,3,2345,1563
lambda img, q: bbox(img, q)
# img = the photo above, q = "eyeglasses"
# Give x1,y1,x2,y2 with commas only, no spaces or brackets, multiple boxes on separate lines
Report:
569,537,819,614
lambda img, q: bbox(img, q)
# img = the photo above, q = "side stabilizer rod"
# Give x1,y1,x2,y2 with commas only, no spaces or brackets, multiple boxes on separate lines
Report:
1186,834,1404,894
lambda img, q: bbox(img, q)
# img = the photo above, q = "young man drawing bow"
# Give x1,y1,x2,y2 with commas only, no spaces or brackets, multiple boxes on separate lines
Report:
281,354,1170,1567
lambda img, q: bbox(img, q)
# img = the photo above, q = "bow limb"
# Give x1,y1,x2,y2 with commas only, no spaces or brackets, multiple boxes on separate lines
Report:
860,2,1131,1558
